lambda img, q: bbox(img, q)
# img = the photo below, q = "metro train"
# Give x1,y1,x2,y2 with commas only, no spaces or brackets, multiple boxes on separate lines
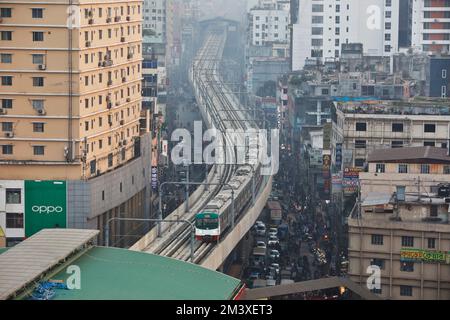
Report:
195,165,261,242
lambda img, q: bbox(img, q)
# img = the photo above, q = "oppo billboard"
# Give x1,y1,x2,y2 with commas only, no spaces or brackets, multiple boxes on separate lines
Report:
25,180,67,237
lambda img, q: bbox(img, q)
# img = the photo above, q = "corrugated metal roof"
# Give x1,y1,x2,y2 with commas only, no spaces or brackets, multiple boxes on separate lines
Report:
368,146,450,163
0,229,99,300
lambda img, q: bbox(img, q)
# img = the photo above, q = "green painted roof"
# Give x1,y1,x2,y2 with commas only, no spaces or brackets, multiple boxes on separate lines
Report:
0,247,8,255
47,246,241,300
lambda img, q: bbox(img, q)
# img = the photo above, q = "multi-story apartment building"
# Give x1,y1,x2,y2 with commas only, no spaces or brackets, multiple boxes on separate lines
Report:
411,0,450,54
348,146,450,299
292,0,400,70
331,98,450,170
143,0,173,65
0,0,151,247
393,52,450,98
248,0,290,46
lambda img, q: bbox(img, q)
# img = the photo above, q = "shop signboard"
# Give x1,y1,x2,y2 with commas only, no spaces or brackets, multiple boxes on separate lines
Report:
343,167,361,195
400,248,450,264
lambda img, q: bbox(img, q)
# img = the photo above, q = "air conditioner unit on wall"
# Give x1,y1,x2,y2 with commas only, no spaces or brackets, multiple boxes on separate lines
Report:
0,108,6,114
4,131,13,138
38,64,46,70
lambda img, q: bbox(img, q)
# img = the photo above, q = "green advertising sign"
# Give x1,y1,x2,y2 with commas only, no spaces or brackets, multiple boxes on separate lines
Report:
25,180,67,237
400,248,450,264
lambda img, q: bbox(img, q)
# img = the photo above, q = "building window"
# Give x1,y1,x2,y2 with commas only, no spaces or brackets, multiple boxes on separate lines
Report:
2,122,13,131
1,76,12,86
2,145,13,154
6,212,23,228
355,140,366,149
371,288,382,294
31,100,44,111
428,238,436,249
371,234,383,245
391,141,403,148
355,122,366,131
33,146,45,155
400,286,412,297
444,166,450,174
424,141,435,147
108,153,113,167
401,236,414,247
442,86,447,98
424,124,436,133
6,188,21,204
33,122,44,132
32,54,44,64
32,77,44,87
398,164,408,173
400,261,414,272
420,164,430,174
0,8,12,17
2,99,12,109
32,31,44,41
392,123,403,132
371,258,385,269
1,31,12,40
32,8,43,18
443,70,447,79
90,160,96,174
355,158,365,168
0,53,12,63
430,205,438,217
375,163,385,173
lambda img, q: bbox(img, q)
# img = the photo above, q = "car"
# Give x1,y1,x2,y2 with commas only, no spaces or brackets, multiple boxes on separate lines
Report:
249,272,260,280
265,274,275,280
270,263,280,274
269,249,280,260
268,236,279,246
268,228,278,237
256,241,266,249
256,221,265,227
255,224,266,236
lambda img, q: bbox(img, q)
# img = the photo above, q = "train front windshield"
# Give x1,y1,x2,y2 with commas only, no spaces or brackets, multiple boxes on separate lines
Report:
196,217,219,230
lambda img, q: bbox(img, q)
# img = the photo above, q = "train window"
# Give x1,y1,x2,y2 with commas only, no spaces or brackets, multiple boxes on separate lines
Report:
196,217,219,229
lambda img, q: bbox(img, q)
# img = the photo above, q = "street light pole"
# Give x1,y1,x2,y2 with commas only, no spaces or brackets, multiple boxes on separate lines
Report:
185,162,190,213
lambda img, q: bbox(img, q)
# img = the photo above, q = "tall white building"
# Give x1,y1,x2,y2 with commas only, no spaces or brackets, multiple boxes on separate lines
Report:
143,0,168,42
248,0,290,46
411,0,450,54
292,0,400,71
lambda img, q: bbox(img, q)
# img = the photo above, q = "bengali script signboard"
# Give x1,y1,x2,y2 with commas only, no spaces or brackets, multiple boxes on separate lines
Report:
400,248,450,264
342,167,362,196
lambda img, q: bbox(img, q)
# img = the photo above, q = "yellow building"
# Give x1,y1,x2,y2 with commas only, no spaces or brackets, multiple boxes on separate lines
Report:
0,0,143,180
0,0,152,247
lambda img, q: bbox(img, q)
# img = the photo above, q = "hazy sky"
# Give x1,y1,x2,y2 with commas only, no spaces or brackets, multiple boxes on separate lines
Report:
197,0,249,23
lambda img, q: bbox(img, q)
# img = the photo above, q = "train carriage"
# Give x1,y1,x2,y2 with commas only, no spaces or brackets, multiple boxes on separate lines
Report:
195,165,260,242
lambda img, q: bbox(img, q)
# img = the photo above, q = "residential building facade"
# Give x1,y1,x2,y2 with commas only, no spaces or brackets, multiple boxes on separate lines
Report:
0,0,151,247
348,146,450,299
